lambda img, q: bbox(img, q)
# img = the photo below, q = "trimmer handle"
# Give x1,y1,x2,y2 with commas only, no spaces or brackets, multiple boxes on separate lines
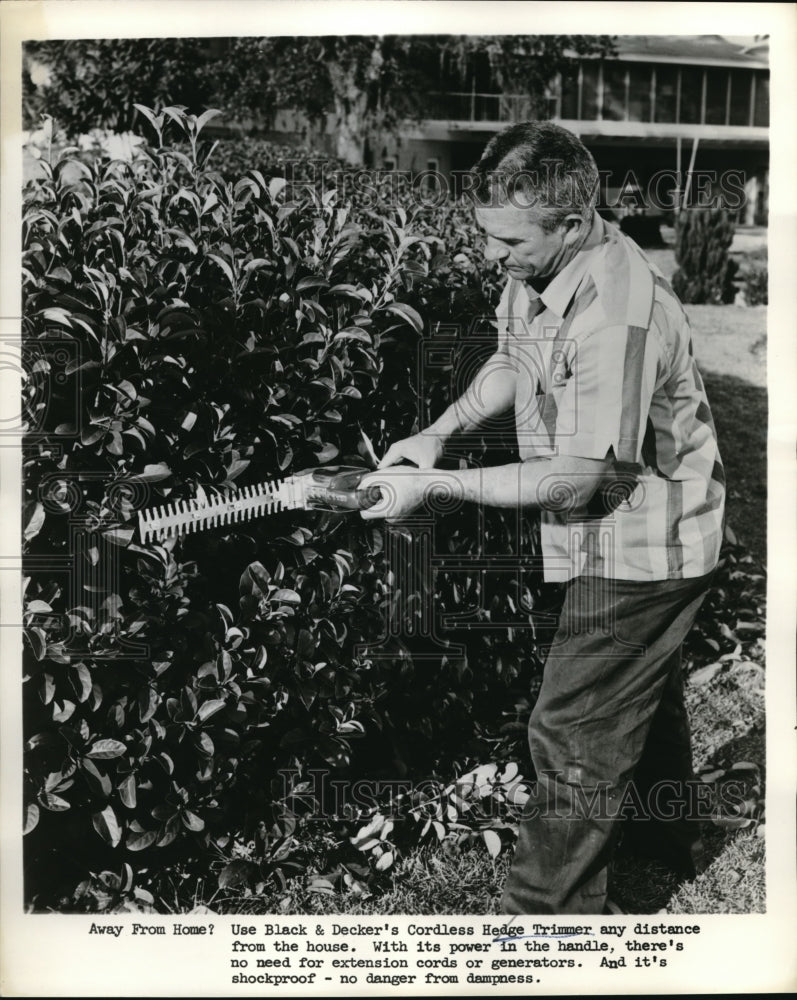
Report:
297,466,383,511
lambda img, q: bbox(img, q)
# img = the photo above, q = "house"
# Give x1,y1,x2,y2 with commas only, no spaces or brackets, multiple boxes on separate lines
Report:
393,34,770,225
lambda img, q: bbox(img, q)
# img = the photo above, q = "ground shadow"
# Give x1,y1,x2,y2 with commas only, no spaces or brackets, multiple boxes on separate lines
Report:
702,371,767,566
611,720,765,914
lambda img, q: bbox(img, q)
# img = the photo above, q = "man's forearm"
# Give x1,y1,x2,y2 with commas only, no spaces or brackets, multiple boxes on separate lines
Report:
361,454,615,521
428,350,517,438
428,456,612,511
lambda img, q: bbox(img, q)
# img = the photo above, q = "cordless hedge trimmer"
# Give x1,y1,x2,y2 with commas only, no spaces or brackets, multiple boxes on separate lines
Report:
137,466,381,544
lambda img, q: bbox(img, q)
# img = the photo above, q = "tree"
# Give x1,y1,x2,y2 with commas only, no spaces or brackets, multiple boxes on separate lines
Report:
24,35,614,165
23,39,225,133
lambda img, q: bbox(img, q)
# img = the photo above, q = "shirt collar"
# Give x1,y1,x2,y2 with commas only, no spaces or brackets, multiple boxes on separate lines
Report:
524,212,606,320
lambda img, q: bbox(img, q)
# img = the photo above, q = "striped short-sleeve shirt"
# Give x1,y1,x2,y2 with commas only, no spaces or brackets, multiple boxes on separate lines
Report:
496,213,725,583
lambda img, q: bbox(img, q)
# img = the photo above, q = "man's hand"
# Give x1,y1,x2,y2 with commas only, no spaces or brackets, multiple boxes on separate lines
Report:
359,468,431,521
378,432,444,470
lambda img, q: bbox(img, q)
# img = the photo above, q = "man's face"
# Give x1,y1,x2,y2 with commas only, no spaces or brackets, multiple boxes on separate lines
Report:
474,202,582,284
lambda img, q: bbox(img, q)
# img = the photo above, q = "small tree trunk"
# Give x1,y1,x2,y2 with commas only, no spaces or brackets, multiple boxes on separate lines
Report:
333,91,368,165
327,38,384,167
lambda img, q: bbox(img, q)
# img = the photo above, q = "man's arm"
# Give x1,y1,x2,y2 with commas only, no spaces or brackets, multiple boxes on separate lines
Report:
361,453,613,521
378,349,516,469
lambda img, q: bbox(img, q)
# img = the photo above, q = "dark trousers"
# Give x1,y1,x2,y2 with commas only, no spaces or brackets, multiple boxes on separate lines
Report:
500,572,713,915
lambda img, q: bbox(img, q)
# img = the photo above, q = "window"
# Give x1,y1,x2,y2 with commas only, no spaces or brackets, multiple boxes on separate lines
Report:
560,64,579,118
581,62,600,119
654,66,677,123
602,62,627,121
474,93,499,122
383,157,397,171
426,158,439,173
627,64,652,122
753,72,769,127
728,70,753,126
679,67,703,123
704,68,729,125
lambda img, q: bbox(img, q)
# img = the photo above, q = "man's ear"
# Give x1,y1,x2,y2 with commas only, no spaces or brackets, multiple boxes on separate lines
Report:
561,213,586,243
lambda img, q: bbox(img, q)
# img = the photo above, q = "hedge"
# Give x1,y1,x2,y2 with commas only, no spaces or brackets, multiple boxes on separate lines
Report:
21,108,548,910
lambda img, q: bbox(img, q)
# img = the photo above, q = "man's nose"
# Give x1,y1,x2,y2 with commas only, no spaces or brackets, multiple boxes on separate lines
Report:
484,238,509,262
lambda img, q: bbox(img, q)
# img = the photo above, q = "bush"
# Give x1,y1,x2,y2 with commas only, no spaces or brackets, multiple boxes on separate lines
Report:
21,108,548,910
738,249,768,306
672,208,737,304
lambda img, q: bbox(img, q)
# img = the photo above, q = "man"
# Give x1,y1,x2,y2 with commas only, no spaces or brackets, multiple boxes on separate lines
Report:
360,121,725,914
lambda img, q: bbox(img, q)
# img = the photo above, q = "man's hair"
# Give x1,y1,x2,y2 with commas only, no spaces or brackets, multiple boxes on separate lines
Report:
470,121,599,232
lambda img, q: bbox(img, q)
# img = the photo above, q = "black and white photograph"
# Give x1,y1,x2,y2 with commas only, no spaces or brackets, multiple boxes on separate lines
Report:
1,1,794,995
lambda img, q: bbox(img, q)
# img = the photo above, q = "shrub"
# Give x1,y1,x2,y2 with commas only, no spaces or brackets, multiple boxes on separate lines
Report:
672,208,737,304
209,137,346,184
738,249,768,306
21,107,547,909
